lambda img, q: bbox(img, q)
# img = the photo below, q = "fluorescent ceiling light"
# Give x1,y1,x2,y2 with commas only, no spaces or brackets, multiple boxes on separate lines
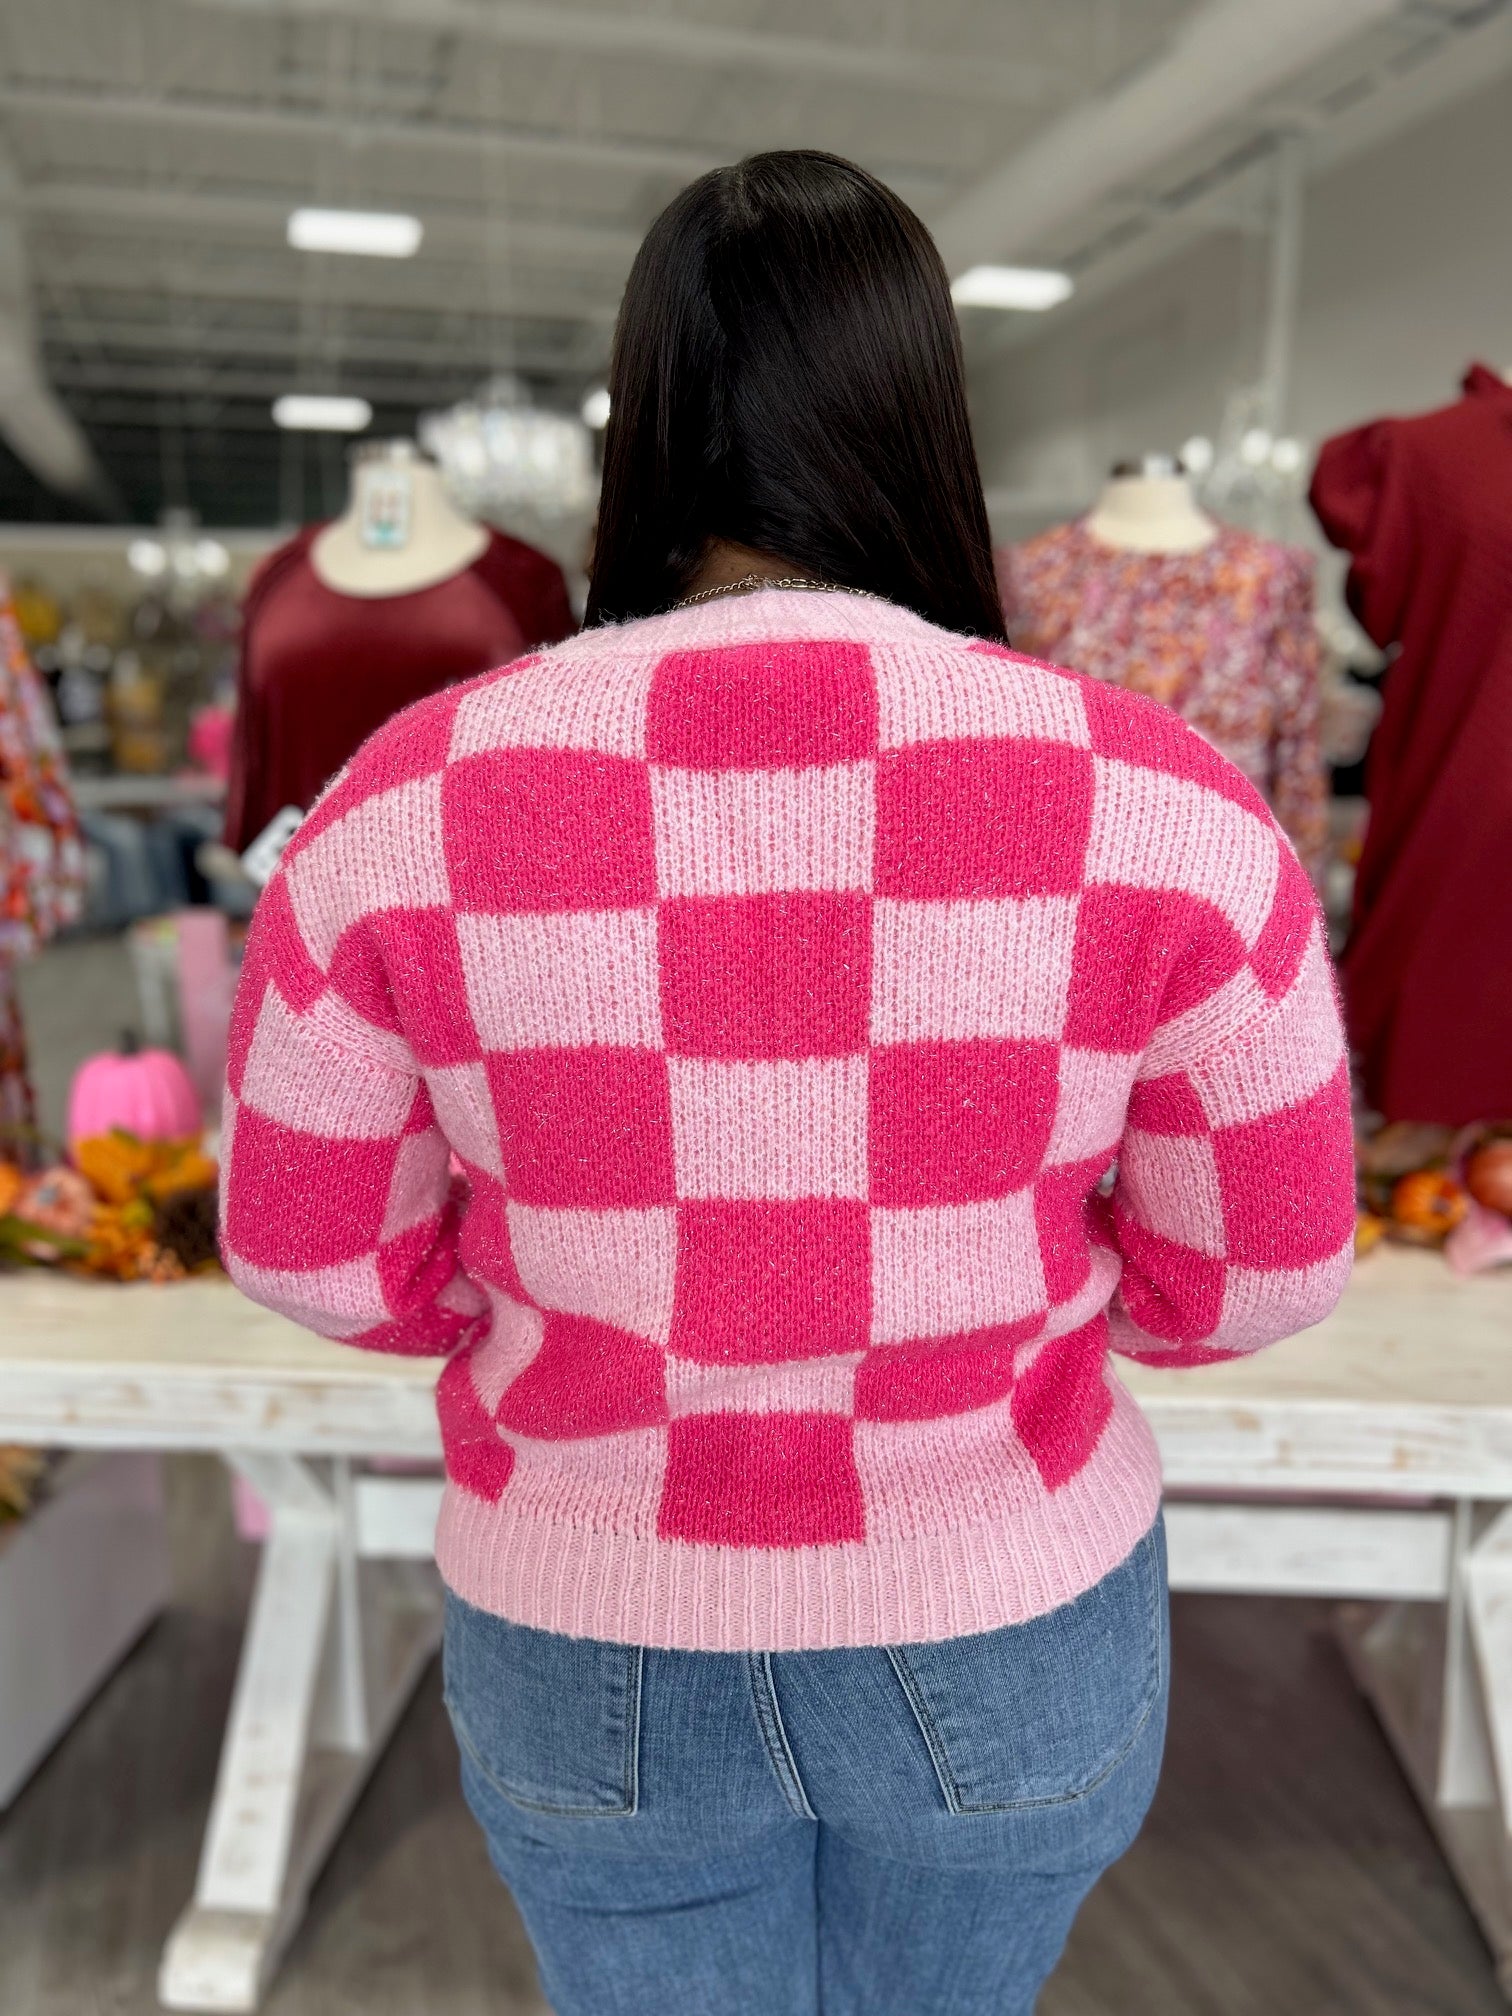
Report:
580,386,611,430
272,394,373,432
287,207,423,258
950,265,1074,311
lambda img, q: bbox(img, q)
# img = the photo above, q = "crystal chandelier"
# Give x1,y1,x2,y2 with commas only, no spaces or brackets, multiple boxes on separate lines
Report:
419,375,598,528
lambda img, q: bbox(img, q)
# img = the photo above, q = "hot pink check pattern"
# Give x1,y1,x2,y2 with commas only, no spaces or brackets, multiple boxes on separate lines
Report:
221,590,1355,1651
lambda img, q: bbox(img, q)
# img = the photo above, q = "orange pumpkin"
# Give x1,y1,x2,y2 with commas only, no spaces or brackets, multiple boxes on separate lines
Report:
1391,1169,1470,1242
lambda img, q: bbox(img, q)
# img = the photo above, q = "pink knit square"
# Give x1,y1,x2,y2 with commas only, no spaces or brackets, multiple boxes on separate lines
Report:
457,907,662,1051
505,1203,677,1344
1080,679,1260,814
853,1317,1041,1422
240,984,415,1140
448,653,653,761
1212,1064,1355,1269
1086,756,1278,948
659,892,870,1058
495,1312,669,1441
425,1060,505,1180
870,1192,1047,1345
287,683,463,864
1032,1157,1109,1304
1065,885,1249,1053
1125,1070,1207,1137
1113,1205,1226,1342
649,761,875,897
286,772,450,966
658,1411,866,1546
665,1353,859,1417
870,895,1078,1044
668,1199,871,1363
442,748,655,913
869,1038,1059,1204
436,1348,515,1503
873,642,1091,751
1010,1316,1113,1490
221,1103,395,1270
875,738,1094,899
1249,842,1317,1000
487,1047,676,1207
668,1056,867,1199
1044,1046,1135,1165
363,908,480,1066
646,641,877,769
1119,1127,1227,1258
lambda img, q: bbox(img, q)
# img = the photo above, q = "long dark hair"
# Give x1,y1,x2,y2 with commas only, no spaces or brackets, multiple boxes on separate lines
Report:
585,149,1007,642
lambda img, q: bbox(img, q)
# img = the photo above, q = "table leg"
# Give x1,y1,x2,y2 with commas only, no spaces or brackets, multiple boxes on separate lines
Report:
1341,1500,1512,2000
157,1455,441,2013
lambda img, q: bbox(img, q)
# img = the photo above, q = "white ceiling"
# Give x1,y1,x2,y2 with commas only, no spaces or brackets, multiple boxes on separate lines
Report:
0,0,1498,523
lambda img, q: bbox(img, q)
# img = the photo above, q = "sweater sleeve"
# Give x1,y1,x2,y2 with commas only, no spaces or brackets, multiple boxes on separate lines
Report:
1309,420,1415,649
1103,841,1356,1369
218,866,488,1357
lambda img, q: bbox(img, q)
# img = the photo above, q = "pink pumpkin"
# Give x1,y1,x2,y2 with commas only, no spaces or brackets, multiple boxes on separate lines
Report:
67,1037,202,1151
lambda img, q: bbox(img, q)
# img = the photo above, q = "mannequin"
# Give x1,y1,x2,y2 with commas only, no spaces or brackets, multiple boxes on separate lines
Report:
225,437,577,851
311,440,489,597
1084,455,1218,554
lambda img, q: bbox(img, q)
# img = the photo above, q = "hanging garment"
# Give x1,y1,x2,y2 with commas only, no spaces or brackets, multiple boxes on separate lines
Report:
1311,364,1512,1124
999,521,1327,882
0,590,84,1160
224,525,575,852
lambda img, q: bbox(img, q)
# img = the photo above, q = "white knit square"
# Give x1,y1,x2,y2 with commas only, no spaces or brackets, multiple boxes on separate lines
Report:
872,643,1091,751
669,1056,868,1199
1117,1128,1227,1257
457,907,662,1051
424,1060,505,1178
871,895,1079,1043
506,1203,677,1344
1085,756,1279,947
285,771,450,967
1046,1047,1137,1166
1192,932,1345,1128
380,1128,453,1241
664,1354,860,1417
650,762,875,897
449,654,654,760
240,985,415,1139
870,1192,1047,1345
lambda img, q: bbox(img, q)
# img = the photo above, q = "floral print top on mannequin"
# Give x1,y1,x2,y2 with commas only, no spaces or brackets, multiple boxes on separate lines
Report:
1,584,84,1159
999,522,1328,883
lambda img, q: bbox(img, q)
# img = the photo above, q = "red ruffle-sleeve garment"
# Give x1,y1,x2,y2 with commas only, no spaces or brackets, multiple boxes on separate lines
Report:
1310,364,1512,1124
225,525,575,852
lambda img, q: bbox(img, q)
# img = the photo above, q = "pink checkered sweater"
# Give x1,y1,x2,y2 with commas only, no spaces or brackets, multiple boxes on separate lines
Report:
221,588,1355,1651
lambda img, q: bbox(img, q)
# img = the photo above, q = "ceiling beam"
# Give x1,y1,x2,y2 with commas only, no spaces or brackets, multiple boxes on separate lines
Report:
0,82,725,182
38,313,598,375
178,0,1069,106
15,179,643,271
933,0,1405,273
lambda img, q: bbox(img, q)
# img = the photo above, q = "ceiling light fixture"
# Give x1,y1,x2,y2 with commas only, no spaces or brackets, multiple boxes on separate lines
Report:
950,265,1074,311
580,386,611,430
286,208,423,258
272,394,373,432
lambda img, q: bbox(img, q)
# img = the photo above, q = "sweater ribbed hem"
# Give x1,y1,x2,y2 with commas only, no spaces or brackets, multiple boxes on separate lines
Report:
434,1379,1163,1651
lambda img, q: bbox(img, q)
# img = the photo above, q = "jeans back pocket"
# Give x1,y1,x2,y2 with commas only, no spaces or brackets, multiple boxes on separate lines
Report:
443,1593,642,1816
886,1520,1167,1814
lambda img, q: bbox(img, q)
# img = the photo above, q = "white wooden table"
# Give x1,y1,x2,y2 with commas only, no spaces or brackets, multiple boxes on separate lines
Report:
3,1252,1512,2002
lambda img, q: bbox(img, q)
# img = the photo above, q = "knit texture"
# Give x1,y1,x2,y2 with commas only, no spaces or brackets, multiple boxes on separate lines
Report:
220,589,1355,1651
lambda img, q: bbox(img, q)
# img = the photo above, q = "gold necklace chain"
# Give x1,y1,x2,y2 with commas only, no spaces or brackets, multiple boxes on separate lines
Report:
672,572,880,610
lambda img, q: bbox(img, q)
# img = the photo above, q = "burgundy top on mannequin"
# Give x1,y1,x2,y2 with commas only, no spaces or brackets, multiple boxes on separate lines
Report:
224,525,575,852
1311,363,1512,1125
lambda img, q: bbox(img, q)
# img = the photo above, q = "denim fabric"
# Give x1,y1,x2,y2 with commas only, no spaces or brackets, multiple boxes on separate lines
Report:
444,1517,1168,2016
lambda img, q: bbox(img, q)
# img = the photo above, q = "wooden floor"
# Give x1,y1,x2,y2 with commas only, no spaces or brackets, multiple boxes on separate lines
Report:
0,1459,1504,2015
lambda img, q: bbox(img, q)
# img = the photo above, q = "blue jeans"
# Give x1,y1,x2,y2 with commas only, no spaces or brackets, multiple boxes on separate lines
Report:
443,1517,1167,2014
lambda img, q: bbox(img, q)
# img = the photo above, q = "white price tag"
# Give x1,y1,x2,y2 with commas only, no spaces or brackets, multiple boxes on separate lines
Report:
240,805,305,889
